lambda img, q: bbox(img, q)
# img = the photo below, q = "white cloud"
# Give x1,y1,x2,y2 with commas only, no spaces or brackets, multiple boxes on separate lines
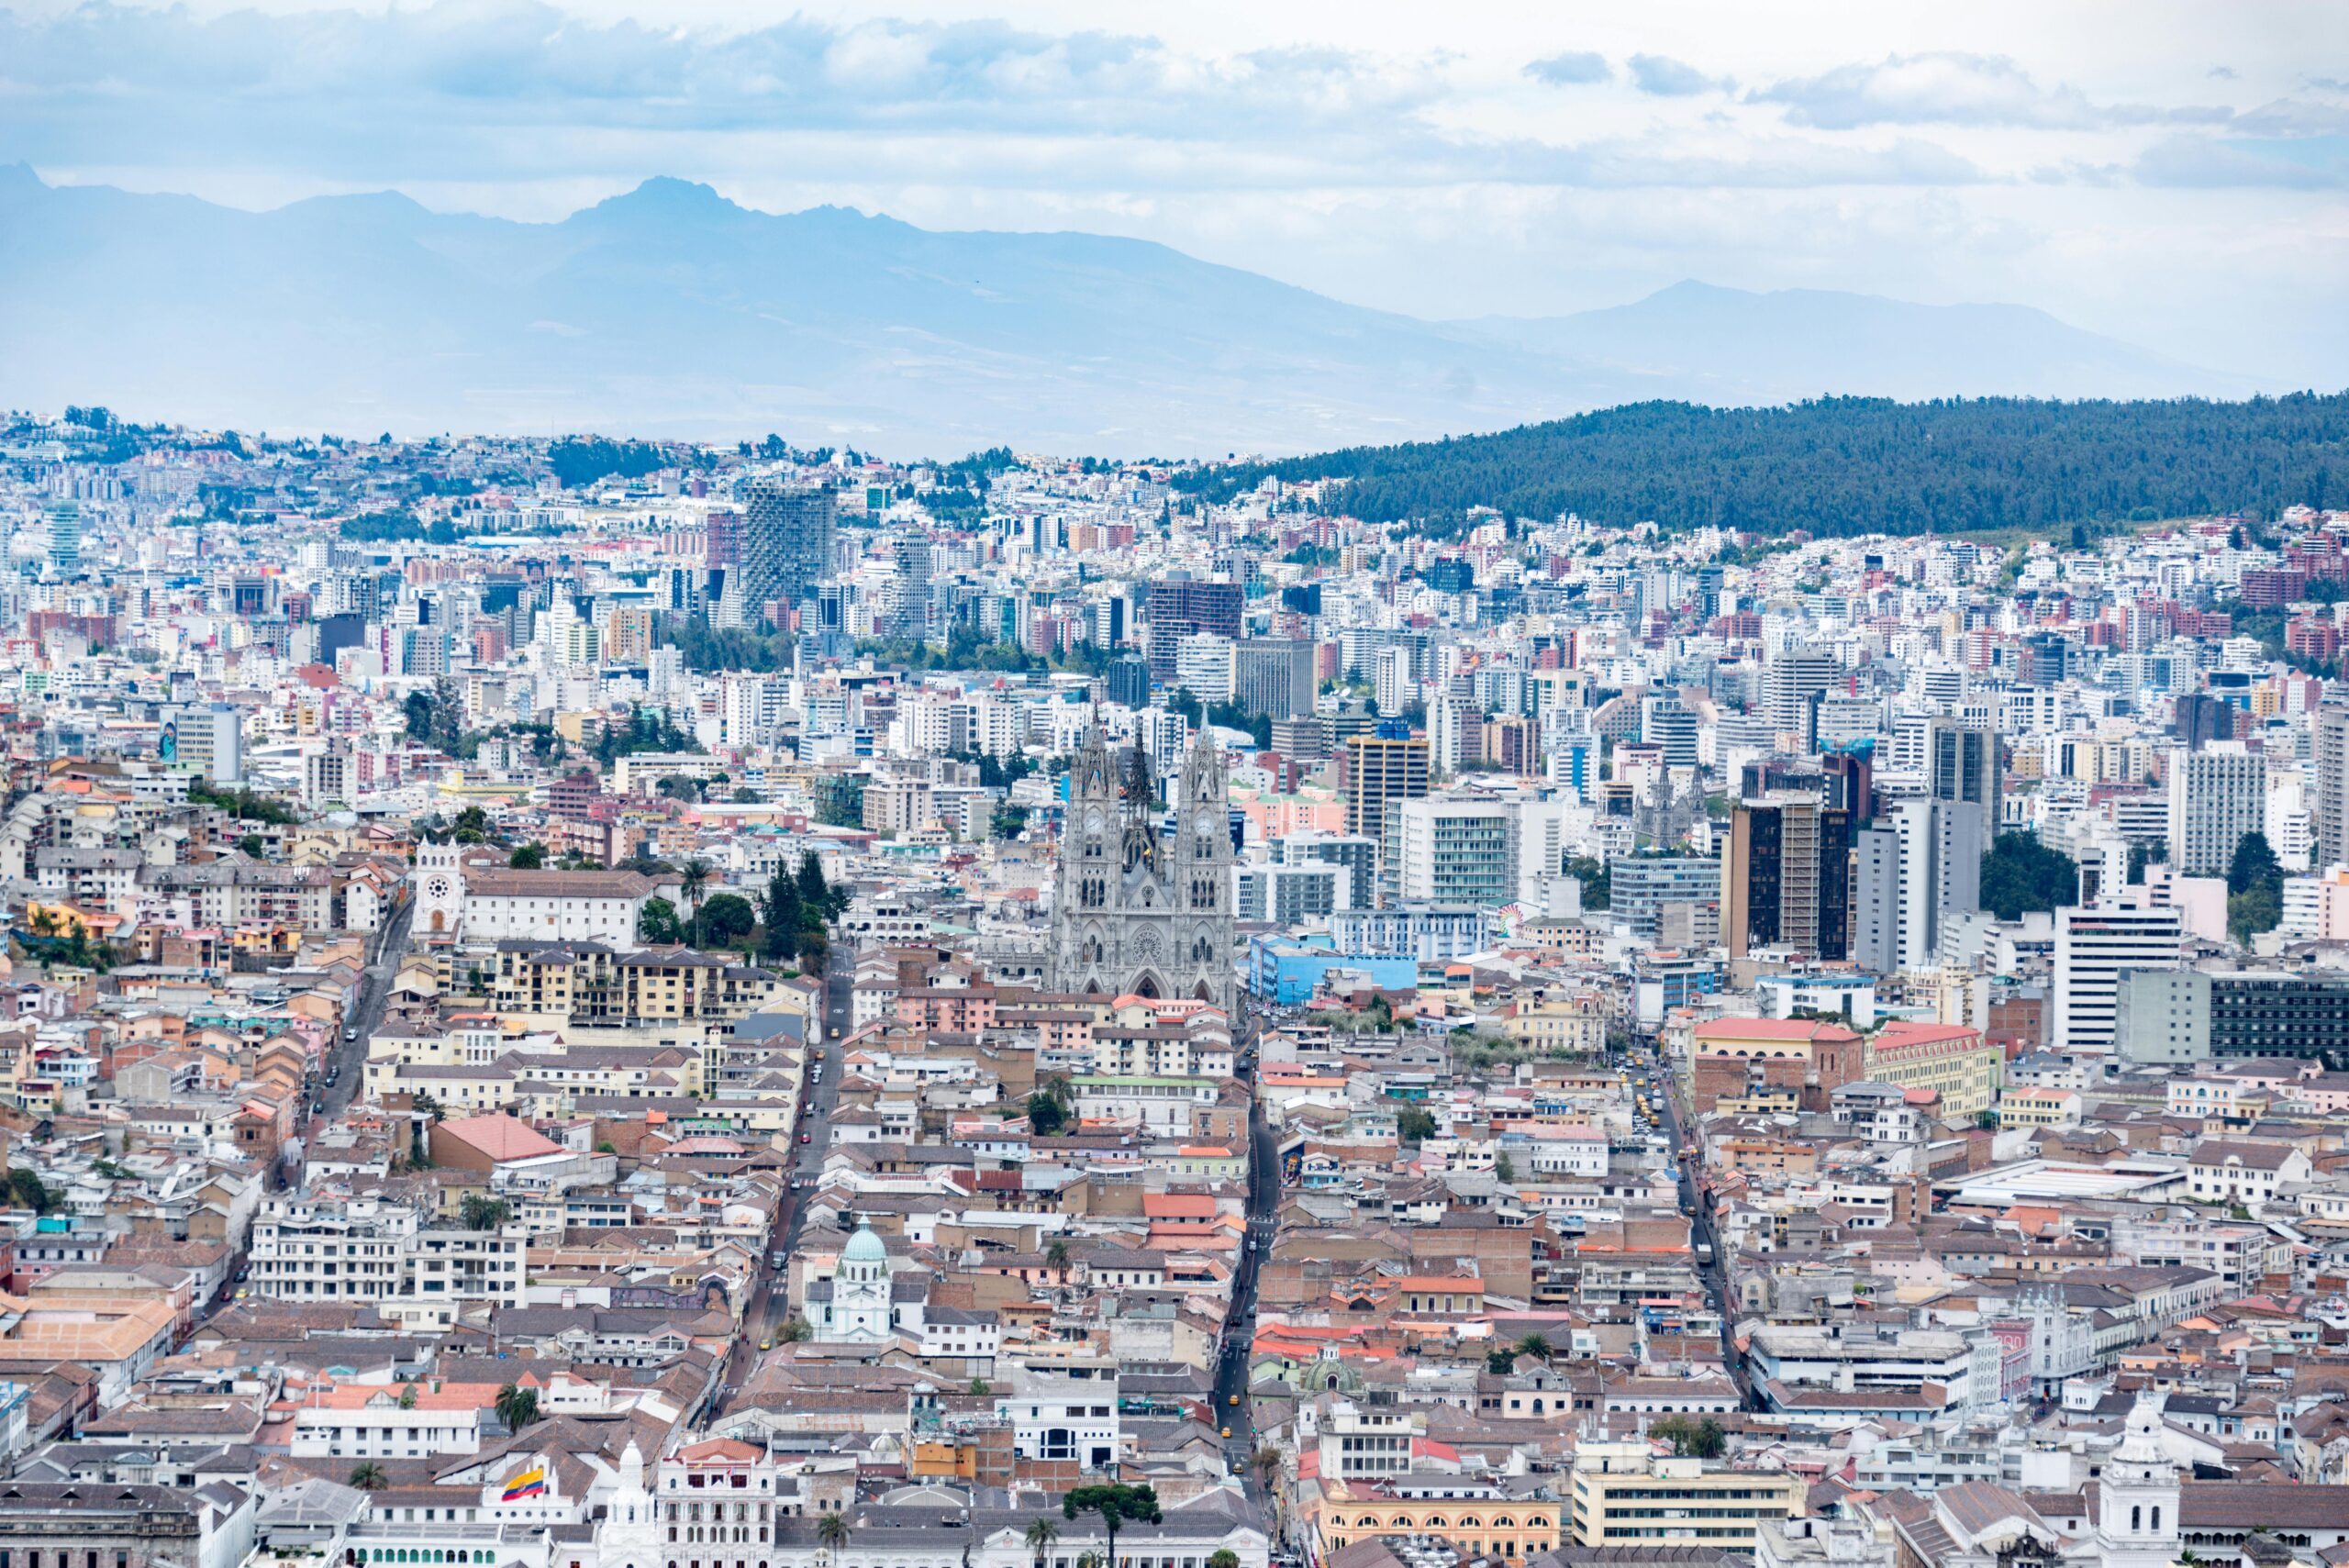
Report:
1525,51,1610,86
1754,51,2232,130
1628,54,1729,96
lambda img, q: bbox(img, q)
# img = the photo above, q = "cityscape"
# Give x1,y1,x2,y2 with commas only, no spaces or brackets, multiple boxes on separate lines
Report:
4,6,2349,1568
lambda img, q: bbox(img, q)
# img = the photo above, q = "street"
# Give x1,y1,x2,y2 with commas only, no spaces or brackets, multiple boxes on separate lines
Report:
1215,1019,1279,1488
719,940,852,1391
317,891,416,1122
1653,1049,1758,1408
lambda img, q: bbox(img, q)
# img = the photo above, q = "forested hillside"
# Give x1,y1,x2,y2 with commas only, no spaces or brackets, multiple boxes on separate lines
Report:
1175,395,2349,537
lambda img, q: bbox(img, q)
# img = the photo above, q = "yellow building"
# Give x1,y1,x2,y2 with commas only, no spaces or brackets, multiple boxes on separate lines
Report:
1861,1021,2002,1120
1316,1482,1563,1562
1998,1086,2082,1129
1508,993,1609,1056
1568,1445,1805,1549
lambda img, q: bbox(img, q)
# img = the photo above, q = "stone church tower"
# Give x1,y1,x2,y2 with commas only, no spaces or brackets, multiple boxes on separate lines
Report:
1052,725,1235,1013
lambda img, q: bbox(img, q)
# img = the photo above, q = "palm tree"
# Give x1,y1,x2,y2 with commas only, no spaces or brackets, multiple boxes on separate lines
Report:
1045,1239,1071,1272
1515,1332,1553,1362
816,1508,853,1566
1026,1516,1060,1568
349,1461,389,1491
495,1382,540,1430
680,859,714,947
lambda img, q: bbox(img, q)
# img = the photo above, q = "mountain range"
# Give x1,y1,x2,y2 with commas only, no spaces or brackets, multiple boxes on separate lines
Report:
0,167,2274,457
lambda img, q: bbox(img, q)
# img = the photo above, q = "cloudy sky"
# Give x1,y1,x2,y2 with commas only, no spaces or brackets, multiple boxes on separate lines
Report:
6,0,2346,384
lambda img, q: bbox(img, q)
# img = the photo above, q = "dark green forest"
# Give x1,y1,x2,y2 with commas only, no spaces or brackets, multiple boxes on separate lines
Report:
1174,394,2349,538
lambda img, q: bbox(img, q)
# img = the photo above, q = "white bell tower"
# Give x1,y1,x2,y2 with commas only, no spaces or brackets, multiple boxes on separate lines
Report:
2097,1390,2181,1568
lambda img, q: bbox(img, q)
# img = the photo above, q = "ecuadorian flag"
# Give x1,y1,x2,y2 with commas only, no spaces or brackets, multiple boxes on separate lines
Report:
501,1464,548,1501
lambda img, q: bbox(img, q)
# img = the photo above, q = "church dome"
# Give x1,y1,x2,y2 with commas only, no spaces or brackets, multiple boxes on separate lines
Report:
843,1221,886,1265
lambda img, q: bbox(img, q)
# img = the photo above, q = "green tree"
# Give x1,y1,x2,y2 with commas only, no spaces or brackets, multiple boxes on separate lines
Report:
816,1510,852,1562
1514,1333,1552,1362
991,803,1030,840
1980,831,2079,920
1029,1075,1073,1136
1566,855,1611,910
349,1461,389,1491
699,892,757,949
1063,1483,1163,1568
460,1194,511,1230
1026,1517,1059,1568
1396,1106,1438,1143
6,1167,58,1214
2228,829,2284,941
638,896,684,945
508,842,546,870
237,833,266,860
1651,1414,1727,1458
780,1316,813,1343
1208,1552,1241,1568
495,1383,540,1430
761,870,807,961
797,851,848,920
1494,1151,1516,1183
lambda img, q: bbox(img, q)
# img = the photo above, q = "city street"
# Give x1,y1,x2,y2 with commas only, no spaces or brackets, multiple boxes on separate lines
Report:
1216,1024,1279,1490
317,891,416,1122
722,940,852,1391
1654,1052,1757,1409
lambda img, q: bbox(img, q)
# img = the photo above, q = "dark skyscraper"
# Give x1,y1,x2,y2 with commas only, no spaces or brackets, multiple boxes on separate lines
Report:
733,480,836,628
1144,576,1241,678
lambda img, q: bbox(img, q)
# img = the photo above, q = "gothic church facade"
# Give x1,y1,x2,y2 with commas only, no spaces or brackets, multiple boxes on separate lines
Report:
1051,728,1236,1014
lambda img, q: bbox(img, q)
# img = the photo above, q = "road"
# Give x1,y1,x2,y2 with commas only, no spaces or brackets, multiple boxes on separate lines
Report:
317,892,416,1121
1653,1048,1758,1409
719,940,853,1393
1216,1018,1279,1490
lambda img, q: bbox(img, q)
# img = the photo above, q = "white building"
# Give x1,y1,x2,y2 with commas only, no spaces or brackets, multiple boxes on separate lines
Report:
2054,904,2184,1056
413,843,671,944
2167,746,2266,876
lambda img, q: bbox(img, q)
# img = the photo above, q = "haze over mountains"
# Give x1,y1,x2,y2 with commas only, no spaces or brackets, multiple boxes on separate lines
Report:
0,168,2274,458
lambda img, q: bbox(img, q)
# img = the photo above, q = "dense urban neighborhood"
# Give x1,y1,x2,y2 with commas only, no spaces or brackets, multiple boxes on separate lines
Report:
11,406,2349,1568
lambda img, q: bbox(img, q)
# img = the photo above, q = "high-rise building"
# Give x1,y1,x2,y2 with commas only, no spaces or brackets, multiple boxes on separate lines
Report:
1762,651,1841,749
1105,655,1151,711
46,500,81,576
1143,577,1241,678
1722,794,1855,960
1609,857,1722,944
1850,798,1984,974
1232,638,1317,719
1342,733,1430,847
1272,830,1380,909
2054,904,2184,1055
2165,746,2266,875
886,527,933,641
1640,694,1699,767
731,481,836,628
162,702,245,784
2316,704,2349,871
1926,717,2001,829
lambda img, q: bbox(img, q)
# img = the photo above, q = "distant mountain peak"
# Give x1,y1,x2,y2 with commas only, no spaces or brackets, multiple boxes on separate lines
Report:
0,167,2277,454
587,176,740,219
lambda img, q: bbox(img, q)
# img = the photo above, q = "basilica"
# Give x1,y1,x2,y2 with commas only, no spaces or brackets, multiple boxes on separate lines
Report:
1050,726,1237,1014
